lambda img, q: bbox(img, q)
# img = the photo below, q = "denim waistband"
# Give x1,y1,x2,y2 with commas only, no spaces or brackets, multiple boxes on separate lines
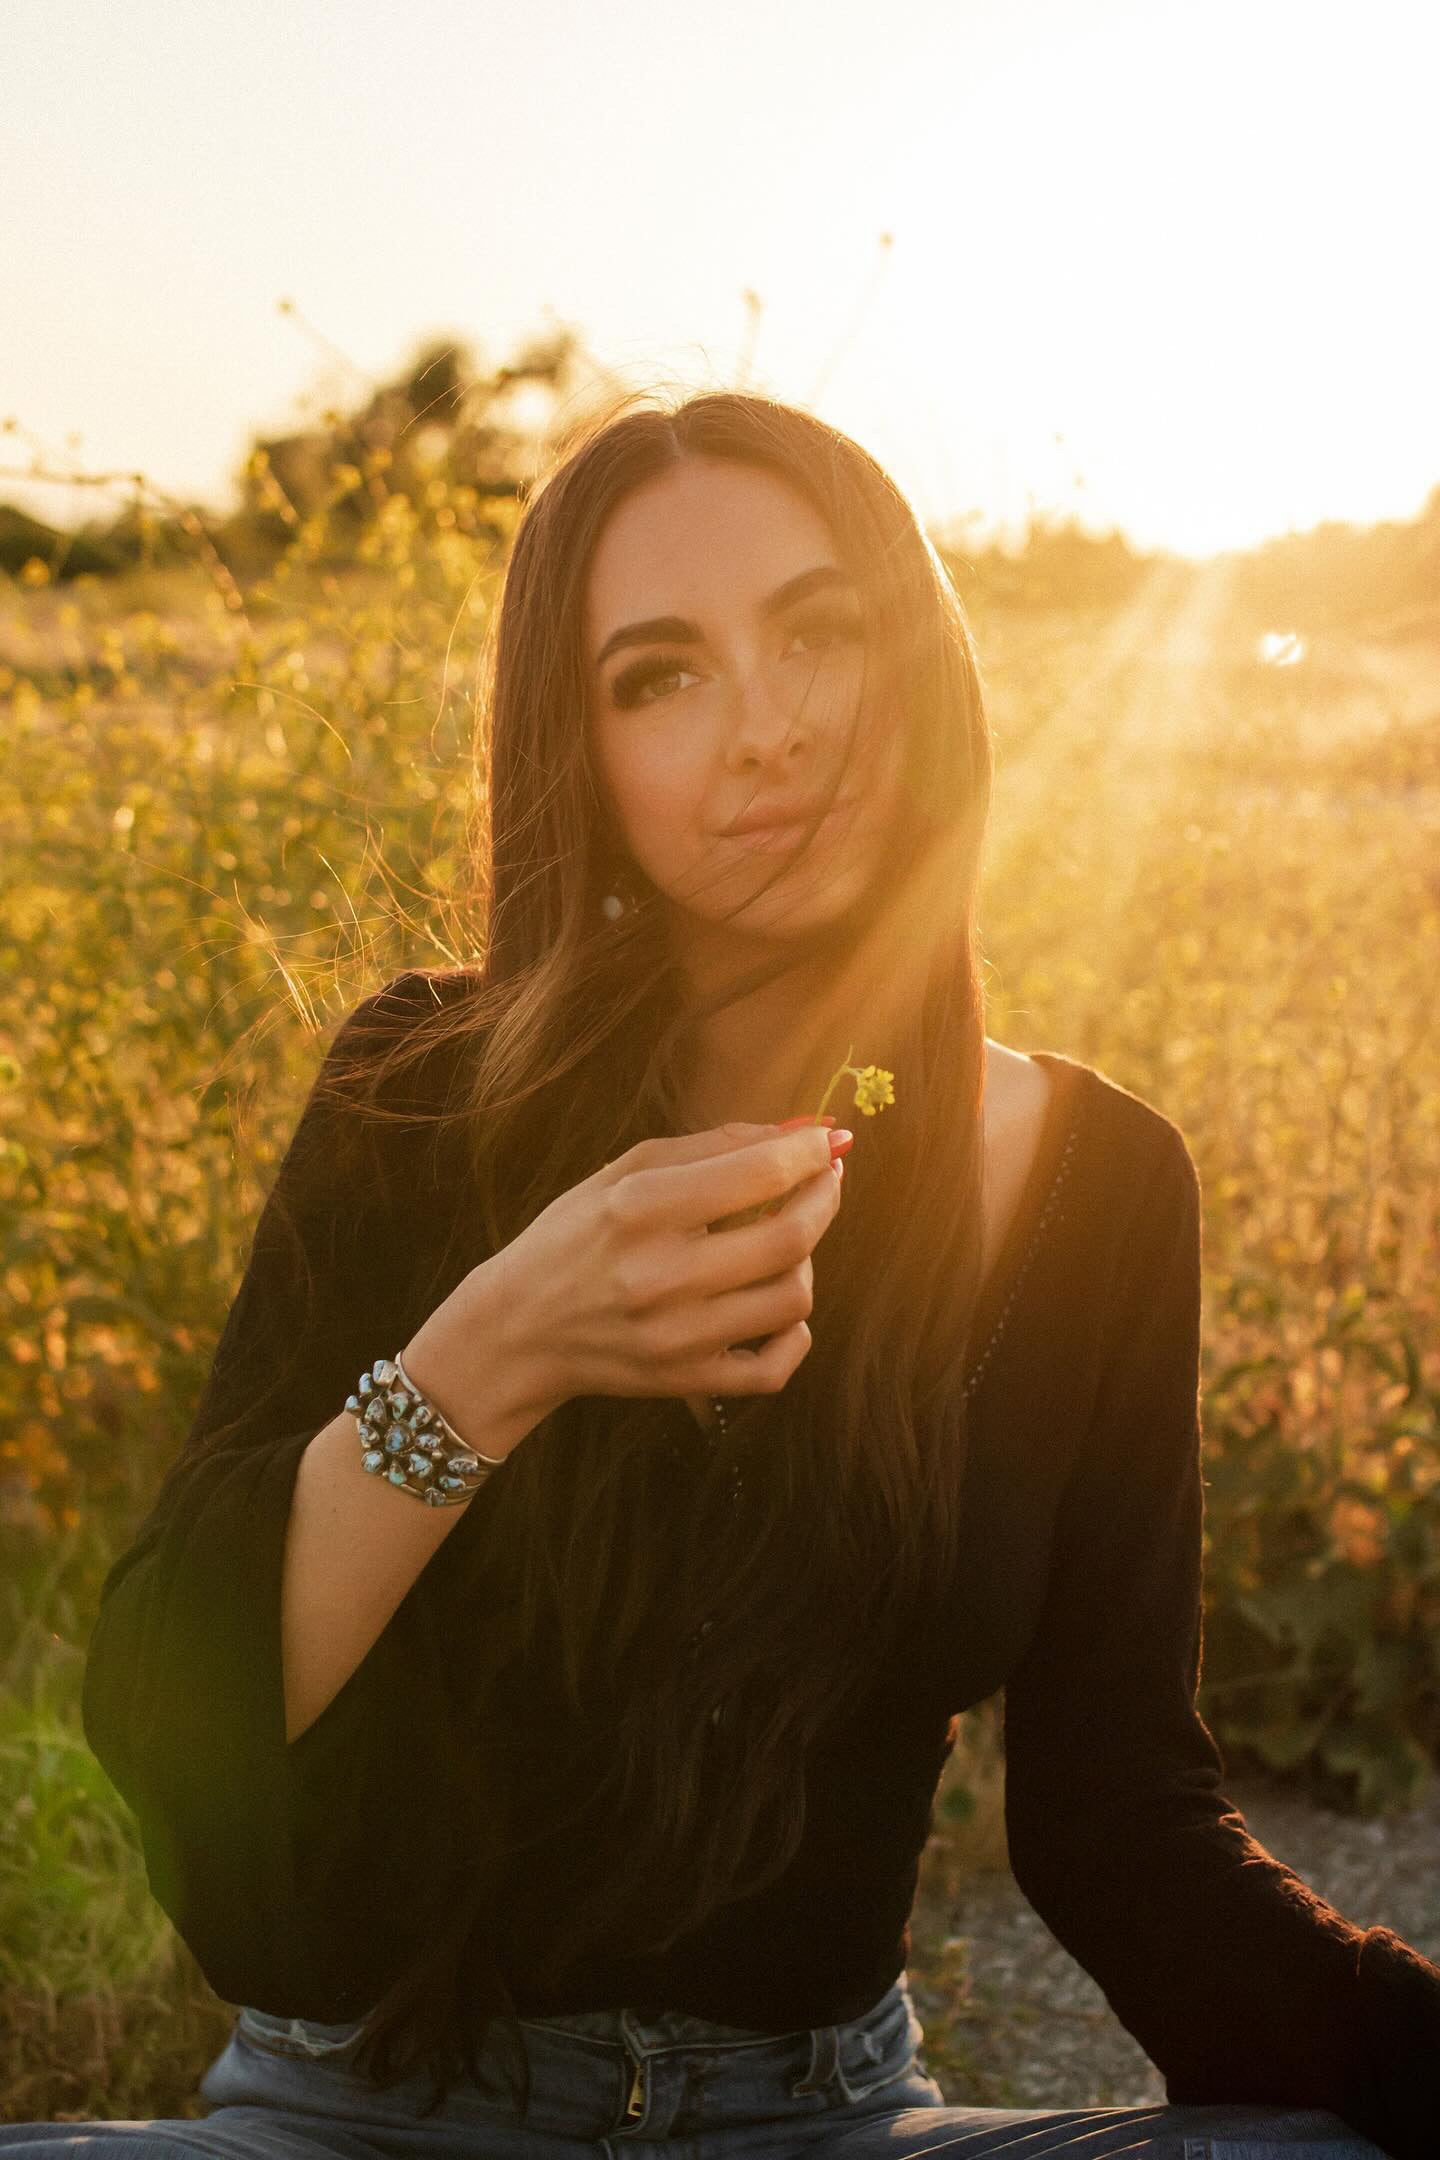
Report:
206,1971,928,2142
520,1969,918,2087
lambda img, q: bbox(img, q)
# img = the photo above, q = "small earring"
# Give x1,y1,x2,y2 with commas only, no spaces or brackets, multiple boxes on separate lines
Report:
599,862,639,921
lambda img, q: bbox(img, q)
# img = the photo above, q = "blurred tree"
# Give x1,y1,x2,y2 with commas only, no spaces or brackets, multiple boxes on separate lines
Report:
0,504,126,578
0,324,595,583
230,326,589,565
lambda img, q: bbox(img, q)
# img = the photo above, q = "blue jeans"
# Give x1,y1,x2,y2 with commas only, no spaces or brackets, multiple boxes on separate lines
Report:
0,1975,1388,2158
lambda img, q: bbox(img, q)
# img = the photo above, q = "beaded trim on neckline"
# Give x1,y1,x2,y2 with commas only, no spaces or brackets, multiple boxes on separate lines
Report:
961,1111,1083,1400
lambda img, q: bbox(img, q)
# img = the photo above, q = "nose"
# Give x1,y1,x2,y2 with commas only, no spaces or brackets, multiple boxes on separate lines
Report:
723,655,820,779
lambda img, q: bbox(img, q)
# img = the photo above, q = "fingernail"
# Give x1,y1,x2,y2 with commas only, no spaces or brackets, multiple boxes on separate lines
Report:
829,1129,854,1158
776,1114,837,1130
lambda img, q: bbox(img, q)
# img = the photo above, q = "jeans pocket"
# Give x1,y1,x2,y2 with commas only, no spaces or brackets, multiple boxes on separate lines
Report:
832,1984,934,2108
235,2006,367,2062
835,2033,927,2106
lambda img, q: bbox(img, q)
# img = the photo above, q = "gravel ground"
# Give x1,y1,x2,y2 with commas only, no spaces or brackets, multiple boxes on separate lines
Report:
909,1773,1440,2108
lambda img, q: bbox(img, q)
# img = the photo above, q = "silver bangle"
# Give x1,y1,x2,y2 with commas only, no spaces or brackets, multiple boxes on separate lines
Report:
345,1354,507,1506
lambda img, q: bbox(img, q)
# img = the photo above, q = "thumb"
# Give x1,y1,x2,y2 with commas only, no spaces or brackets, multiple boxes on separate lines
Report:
721,1115,838,1137
662,1116,836,1164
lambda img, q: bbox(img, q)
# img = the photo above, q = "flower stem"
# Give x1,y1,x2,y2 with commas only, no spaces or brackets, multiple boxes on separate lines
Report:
813,1042,856,1124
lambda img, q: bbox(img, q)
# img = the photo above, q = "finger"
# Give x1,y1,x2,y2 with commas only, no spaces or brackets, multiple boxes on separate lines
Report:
606,1122,780,1180
655,1126,835,1229
661,1262,813,1362
685,1164,838,1297
623,1164,832,1319
706,1317,811,1395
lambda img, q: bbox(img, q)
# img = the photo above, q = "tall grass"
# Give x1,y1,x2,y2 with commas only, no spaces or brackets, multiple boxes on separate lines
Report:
1,459,1437,2115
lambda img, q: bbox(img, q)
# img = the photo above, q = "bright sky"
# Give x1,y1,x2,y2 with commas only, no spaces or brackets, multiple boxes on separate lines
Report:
4,0,1436,559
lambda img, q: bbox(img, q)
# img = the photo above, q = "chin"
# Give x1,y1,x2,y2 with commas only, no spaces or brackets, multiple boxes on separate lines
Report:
686,858,875,947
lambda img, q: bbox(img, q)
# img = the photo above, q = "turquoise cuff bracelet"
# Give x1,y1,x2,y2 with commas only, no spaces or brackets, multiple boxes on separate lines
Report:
345,1354,507,1506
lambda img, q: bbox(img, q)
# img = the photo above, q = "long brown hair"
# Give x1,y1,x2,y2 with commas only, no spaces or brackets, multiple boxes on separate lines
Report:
280,387,994,2110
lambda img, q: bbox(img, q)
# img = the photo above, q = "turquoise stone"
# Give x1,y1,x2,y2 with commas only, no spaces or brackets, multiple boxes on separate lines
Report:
357,1373,374,1397
406,1452,434,1479
390,1392,410,1417
438,1473,465,1492
384,1430,408,1454
423,1488,447,1506
344,1394,362,1417
361,1449,385,1474
386,1466,408,1486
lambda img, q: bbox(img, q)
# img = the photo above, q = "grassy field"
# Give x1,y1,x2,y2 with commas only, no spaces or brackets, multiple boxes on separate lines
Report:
1,518,1438,2116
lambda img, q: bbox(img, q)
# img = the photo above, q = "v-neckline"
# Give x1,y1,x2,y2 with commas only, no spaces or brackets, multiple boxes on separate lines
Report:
965,1050,1089,1366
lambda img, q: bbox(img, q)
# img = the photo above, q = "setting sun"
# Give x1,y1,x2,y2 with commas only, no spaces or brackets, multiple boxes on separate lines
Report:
3,0,1436,558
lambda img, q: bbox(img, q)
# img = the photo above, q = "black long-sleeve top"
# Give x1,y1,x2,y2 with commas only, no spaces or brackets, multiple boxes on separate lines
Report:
80,969,1440,2158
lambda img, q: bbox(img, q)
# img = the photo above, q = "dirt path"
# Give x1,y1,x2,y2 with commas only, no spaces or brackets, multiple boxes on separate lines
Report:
909,1772,1440,2108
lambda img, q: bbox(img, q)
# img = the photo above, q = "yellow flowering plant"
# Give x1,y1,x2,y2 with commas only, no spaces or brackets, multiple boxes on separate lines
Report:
815,1042,896,1122
712,1044,895,1230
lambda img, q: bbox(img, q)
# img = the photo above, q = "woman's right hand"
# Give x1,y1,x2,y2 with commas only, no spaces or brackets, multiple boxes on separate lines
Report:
482,1121,844,1414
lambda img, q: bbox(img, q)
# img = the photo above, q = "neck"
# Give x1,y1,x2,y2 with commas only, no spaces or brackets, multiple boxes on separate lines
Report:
672,924,829,1131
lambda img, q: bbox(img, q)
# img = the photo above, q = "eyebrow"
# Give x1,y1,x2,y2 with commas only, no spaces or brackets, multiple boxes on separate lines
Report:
593,563,856,669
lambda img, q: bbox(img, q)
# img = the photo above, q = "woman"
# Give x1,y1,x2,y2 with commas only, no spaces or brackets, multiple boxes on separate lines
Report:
11,392,1437,2158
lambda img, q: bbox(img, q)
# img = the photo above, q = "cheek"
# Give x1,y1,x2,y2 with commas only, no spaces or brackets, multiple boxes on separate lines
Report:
864,712,908,815
599,731,708,870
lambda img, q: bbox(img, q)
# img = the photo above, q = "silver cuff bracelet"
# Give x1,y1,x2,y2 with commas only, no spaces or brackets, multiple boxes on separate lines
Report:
346,1354,507,1505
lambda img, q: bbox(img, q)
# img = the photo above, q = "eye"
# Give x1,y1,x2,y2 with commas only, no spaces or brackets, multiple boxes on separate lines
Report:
609,657,700,710
607,609,863,711
786,608,864,657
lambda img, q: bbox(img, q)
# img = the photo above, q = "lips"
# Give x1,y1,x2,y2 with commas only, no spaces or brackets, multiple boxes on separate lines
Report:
725,796,853,837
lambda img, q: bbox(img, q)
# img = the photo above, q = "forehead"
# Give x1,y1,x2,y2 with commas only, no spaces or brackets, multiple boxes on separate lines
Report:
583,458,839,656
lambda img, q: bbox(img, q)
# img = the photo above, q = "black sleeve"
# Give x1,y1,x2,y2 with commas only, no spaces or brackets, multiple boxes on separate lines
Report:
80,972,495,2018
1001,1122,1440,2160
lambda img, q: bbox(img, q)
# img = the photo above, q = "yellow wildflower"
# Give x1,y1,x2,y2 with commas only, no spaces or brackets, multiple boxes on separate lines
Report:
849,1063,895,1117
814,1043,897,1124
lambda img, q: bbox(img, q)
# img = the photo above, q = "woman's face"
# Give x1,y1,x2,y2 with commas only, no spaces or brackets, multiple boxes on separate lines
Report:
584,455,901,956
